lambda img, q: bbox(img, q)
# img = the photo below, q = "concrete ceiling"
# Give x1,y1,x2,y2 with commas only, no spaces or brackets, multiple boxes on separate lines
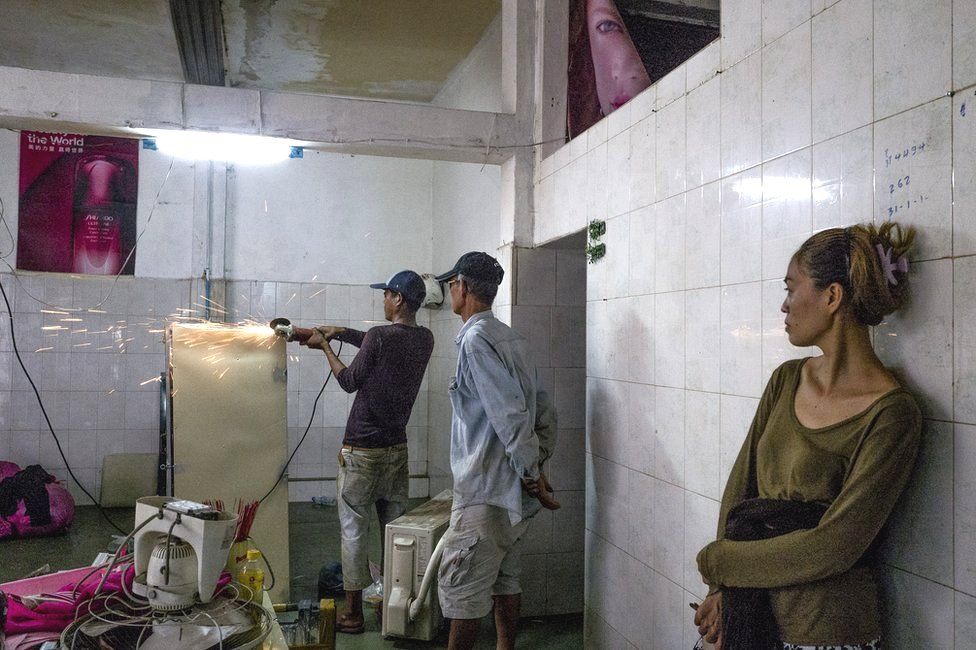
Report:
0,0,501,104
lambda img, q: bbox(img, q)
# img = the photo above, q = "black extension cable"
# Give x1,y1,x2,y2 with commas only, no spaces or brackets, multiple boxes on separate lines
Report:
0,275,127,535
259,340,343,504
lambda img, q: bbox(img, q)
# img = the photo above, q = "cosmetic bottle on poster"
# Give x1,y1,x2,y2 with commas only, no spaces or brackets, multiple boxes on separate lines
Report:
71,155,127,275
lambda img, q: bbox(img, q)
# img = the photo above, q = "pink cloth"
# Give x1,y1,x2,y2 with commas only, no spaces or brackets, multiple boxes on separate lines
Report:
3,565,233,636
0,462,75,540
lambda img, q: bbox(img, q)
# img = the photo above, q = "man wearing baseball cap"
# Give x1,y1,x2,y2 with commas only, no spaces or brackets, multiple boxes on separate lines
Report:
433,252,558,650
303,269,434,634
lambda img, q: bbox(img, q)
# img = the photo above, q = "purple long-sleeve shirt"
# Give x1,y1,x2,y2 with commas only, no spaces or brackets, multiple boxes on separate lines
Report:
334,324,434,448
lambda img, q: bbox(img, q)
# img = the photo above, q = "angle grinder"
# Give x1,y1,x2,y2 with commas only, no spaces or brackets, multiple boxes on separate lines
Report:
269,317,316,343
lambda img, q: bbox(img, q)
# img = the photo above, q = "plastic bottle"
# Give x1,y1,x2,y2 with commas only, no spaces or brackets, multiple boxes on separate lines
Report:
237,549,265,603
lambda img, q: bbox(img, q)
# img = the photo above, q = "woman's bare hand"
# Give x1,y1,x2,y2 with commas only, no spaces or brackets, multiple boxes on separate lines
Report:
693,592,723,648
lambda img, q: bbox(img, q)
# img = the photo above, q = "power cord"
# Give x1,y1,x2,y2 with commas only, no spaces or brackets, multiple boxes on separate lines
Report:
259,340,343,504
0,275,127,535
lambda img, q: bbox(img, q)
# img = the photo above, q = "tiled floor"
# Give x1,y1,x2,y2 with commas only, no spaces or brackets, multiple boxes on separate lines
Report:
1,503,584,648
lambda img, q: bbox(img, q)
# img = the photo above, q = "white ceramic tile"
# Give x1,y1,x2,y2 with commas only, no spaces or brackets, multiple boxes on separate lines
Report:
812,0,873,142
300,283,327,321
953,257,976,422
555,367,586,431
686,40,721,92
69,392,98,431
651,569,686,650
957,423,976,594
619,554,655,646
654,387,685,486
810,0,841,15
627,294,655,386
627,382,656,476
587,378,630,465
539,153,554,181
762,23,812,160
628,205,655,295
564,155,589,236
553,138,572,172
684,391,721,500
546,553,585,615
720,282,763,398
954,88,976,256
629,116,657,211
655,64,687,111
552,490,585,552
655,96,687,201
516,248,556,306
512,305,551,369
586,455,631,550
629,468,656,562
955,0,976,88
721,0,762,69
655,193,686,293
607,132,632,218
586,300,609,378
686,77,721,190
607,100,632,139
873,97,952,260
685,182,722,290
556,249,586,307
653,478,685,583
551,306,585,369
763,0,809,45
875,259,953,420
879,567,955,649
654,292,685,389
570,126,589,162
629,84,656,126
874,0,952,119
587,117,609,152
721,168,764,284
761,148,812,280
957,590,976,650
684,491,720,598
584,606,635,649
811,125,874,231
685,287,721,393
586,142,609,224
605,214,631,300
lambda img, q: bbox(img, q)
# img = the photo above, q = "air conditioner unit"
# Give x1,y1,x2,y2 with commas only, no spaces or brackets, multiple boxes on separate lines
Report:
382,490,453,640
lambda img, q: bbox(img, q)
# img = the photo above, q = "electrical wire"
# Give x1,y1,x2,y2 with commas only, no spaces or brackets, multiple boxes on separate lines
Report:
0,275,128,535
258,340,342,504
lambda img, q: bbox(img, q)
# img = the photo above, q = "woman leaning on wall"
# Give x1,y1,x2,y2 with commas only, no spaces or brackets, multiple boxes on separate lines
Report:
693,222,921,650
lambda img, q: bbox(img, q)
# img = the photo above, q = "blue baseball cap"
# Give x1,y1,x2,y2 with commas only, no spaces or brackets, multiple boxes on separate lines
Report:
370,270,426,309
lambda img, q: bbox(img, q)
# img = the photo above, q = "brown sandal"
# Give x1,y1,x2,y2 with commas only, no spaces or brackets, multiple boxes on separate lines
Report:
336,613,365,634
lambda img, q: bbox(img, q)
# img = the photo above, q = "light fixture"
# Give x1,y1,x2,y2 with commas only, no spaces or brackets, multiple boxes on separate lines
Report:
144,130,299,165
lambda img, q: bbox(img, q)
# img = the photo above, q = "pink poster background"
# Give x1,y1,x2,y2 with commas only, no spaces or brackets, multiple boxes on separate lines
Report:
17,131,138,274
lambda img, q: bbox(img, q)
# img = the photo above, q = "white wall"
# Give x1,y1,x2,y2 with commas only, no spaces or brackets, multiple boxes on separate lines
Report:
533,0,976,646
225,151,434,284
432,12,502,113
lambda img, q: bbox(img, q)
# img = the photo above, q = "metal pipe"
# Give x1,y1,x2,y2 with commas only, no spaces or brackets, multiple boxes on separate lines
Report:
287,475,428,483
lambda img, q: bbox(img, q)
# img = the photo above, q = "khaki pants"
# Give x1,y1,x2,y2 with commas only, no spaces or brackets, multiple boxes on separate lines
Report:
336,444,409,591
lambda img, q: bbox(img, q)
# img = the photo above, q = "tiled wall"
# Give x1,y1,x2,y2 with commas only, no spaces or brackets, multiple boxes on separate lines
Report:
509,244,587,616
534,0,976,647
0,272,199,504
0,272,431,505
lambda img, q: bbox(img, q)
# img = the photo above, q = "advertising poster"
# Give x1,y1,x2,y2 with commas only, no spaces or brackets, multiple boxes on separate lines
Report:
17,131,138,275
568,0,651,139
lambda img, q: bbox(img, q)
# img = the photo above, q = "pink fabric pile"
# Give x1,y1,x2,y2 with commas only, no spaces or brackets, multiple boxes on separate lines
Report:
0,461,75,539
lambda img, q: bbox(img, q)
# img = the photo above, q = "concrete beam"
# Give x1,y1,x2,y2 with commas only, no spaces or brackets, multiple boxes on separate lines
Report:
0,65,520,164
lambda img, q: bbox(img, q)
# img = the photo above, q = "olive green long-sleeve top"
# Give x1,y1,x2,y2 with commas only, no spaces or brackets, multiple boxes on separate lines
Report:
696,358,922,645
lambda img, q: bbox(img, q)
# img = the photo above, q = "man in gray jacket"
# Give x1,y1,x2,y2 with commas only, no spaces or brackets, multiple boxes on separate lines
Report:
433,251,557,650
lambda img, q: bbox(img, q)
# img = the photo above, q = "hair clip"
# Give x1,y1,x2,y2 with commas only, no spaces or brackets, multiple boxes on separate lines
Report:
876,244,909,286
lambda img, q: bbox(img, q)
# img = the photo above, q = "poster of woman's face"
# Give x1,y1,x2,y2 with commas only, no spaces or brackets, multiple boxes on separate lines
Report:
568,0,651,138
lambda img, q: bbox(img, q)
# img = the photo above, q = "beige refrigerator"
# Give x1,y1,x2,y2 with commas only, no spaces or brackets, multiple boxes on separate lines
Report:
165,322,290,601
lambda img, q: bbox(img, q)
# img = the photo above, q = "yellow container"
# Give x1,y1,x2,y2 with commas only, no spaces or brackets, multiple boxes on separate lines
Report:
226,539,250,577
237,548,264,602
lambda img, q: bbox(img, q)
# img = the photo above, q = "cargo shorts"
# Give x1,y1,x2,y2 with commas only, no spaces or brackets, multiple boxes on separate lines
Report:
436,504,530,620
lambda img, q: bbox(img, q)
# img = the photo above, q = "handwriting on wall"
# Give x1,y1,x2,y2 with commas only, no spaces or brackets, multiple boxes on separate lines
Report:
880,140,929,220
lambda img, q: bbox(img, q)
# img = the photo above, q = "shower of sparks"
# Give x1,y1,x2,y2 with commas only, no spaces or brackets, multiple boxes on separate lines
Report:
40,309,70,315
35,347,53,352
140,376,161,386
307,287,326,299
